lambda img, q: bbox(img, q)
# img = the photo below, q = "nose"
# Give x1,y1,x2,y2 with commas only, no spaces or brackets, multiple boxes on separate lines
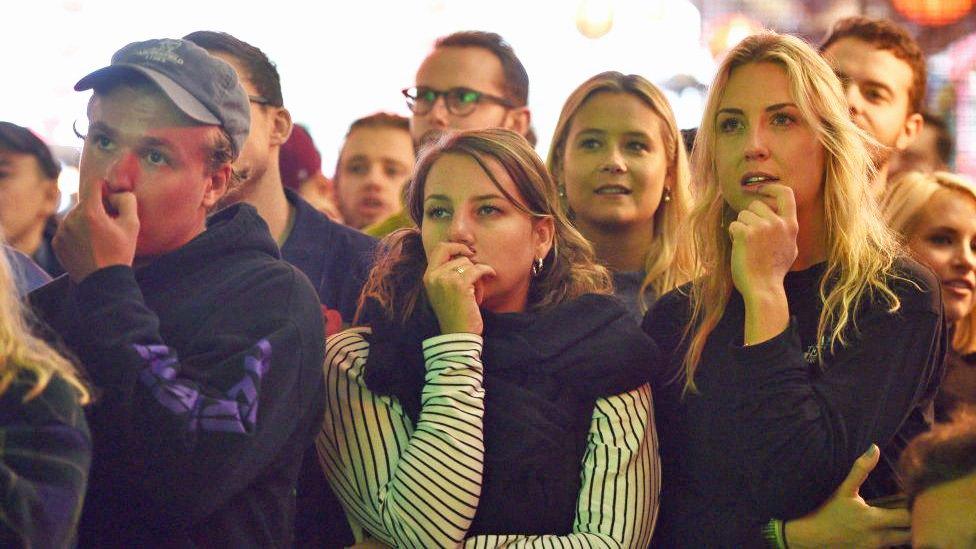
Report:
599,146,627,174
744,124,770,162
956,241,976,272
361,166,384,191
844,84,864,118
106,151,138,193
448,209,475,245
426,95,450,128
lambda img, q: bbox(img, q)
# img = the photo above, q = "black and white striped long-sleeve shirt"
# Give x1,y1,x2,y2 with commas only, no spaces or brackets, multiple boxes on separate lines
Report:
317,327,660,548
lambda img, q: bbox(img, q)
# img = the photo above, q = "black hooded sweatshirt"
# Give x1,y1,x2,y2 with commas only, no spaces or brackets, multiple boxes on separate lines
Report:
30,204,326,547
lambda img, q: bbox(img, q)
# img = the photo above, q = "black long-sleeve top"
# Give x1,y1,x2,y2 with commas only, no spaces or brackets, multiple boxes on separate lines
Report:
642,259,946,547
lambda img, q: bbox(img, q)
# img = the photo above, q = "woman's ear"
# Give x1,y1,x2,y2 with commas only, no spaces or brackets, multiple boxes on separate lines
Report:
534,215,556,260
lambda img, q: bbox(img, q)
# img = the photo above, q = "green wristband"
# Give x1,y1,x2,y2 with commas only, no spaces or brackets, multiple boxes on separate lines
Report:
762,518,788,549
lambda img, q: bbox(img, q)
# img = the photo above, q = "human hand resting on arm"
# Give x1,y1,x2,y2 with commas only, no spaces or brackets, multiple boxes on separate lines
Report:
424,241,496,335
54,176,139,283
728,183,798,345
784,444,911,548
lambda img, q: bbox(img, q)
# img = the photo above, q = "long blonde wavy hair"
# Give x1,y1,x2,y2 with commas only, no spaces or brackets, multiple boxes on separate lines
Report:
0,247,89,403
681,32,903,392
883,170,976,354
547,71,693,313
359,128,612,324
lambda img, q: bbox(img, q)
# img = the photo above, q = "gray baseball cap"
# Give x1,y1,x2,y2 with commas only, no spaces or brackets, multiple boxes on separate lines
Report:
75,38,250,157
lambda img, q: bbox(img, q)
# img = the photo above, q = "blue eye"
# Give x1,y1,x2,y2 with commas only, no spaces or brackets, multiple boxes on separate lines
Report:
627,140,649,152
145,150,167,166
425,206,450,220
91,134,114,150
771,113,796,127
718,117,741,133
578,138,601,150
477,205,501,216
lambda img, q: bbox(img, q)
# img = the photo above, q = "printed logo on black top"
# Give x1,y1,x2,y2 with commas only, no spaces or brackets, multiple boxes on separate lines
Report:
804,337,827,365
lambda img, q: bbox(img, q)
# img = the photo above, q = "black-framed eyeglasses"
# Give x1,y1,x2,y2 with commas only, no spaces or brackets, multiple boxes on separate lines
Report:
248,95,272,106
401,86,516,117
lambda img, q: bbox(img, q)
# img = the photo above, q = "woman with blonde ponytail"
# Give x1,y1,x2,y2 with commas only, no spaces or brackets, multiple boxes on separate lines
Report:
0,240,91,546
643,32,945,546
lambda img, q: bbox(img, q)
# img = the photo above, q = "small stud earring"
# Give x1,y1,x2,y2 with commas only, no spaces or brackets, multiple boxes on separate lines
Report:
663,186,672,203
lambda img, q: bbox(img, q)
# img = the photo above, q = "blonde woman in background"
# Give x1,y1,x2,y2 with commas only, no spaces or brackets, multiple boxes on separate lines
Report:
0,241,90,547
884,171,976,418
643,32,945,546
547,71,692,320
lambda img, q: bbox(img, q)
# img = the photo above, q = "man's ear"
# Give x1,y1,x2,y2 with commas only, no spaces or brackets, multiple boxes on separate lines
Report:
504,106,531,139
270,107,293,147
202,163,232,210
42,179,61,216
895,112,924,151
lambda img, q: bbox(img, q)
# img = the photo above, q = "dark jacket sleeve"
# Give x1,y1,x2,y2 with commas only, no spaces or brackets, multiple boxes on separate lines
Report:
70,264,324,528
729,274,946,520
0,375,91,548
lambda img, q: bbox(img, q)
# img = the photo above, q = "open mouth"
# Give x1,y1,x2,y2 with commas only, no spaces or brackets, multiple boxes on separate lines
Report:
740,173,779,189
594,185,631,195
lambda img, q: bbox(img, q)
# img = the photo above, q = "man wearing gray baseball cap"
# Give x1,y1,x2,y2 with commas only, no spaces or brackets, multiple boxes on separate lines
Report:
29,38,326,547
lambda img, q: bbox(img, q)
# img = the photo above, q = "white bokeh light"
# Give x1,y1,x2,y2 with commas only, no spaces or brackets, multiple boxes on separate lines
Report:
3,0,713,190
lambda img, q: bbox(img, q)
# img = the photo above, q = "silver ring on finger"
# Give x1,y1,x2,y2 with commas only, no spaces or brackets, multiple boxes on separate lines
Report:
455,265,466,277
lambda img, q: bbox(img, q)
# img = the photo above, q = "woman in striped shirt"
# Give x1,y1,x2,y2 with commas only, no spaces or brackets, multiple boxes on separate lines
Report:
317,128,659,548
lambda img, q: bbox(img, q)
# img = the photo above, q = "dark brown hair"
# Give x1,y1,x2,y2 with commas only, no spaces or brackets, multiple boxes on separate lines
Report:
357,128,610,324
435,31,529,107
900,413,976,508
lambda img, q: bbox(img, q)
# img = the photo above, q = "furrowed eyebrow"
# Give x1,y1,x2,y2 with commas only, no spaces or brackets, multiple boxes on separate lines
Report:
86,122,117,138
717,108,744,116
139,136,176,150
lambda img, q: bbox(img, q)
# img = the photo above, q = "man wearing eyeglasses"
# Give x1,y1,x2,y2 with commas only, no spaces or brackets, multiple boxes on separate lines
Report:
364,31,534,237
405,31,533,146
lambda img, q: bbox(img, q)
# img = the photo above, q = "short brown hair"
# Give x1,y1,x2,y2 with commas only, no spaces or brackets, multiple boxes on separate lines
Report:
821,16,926,114
900,413,976,509
346,112,410,136
434,31,529,107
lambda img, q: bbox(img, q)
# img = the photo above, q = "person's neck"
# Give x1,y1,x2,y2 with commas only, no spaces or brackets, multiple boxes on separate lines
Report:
870,162,890,200
577,219,652,272
792,201,827,271
10,224,45,257
239,167,293,244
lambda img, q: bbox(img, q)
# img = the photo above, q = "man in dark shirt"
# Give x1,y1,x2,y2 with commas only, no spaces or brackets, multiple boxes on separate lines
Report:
184,31,376,333
29,38,325,546
183,31,377,547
